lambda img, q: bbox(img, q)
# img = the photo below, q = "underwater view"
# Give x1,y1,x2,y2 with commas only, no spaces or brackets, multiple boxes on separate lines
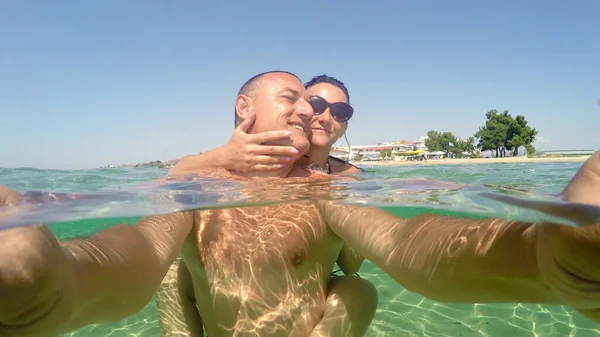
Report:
1,161,599,337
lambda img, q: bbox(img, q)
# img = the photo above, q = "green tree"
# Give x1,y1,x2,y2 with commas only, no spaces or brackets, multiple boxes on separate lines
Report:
425,130,455,153
474,110,513,158
507,115,538,156
474,110,538,157
379,150,392,160
458,137,476,156
425,131,476,158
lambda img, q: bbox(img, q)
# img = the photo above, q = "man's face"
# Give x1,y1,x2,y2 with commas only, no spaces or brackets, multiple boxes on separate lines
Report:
249,73,314,156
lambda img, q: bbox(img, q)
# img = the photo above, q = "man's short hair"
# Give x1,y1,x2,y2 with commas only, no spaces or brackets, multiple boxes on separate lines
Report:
304,74,350,103
234,70,301,127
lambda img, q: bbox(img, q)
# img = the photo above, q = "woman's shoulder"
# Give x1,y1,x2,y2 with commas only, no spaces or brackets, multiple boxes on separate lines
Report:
328,156,365,175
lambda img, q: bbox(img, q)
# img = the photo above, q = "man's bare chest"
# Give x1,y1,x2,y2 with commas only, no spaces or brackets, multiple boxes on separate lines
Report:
193,204,331,274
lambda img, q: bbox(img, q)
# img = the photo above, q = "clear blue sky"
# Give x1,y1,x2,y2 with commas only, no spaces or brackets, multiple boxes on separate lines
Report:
1,0,598,169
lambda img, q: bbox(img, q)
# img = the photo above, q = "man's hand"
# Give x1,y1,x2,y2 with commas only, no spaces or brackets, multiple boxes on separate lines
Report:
536,222,600,321
0,185,22,219
0,185,21,206
562,150,600,206
539,150,600,320
0,224,76,336
1,187,75,335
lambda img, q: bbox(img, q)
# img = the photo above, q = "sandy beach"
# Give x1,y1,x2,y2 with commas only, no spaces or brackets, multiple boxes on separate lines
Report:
355,155,591,167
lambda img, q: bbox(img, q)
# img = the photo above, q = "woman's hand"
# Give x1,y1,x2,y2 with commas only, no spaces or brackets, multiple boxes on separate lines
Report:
221,114,301,172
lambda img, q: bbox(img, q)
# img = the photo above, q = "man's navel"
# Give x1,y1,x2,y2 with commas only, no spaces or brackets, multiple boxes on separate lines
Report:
291,250,305,267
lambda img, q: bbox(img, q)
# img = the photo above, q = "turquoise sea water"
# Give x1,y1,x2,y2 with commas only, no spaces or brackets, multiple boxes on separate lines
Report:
1,161,600,336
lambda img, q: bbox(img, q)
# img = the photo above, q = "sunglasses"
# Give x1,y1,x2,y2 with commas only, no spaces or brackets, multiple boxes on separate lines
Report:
308,95,354,122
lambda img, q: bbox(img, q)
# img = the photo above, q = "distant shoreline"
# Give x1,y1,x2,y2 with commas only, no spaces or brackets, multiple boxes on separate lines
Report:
354,155,590,167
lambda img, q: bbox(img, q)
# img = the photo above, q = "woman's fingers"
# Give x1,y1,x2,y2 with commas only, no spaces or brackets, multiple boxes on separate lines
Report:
251,164,285,172
249,131,293,145
252,155,293,165
248,145,299,156
236,113,256,133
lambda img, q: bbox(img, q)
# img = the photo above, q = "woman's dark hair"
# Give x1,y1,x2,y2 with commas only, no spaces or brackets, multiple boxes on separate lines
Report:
304,75,350,103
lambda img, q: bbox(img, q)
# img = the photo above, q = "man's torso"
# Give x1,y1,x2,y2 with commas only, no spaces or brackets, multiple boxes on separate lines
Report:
180,202,343,337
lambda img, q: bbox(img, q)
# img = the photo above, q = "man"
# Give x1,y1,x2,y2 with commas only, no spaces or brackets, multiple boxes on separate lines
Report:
154,71,375,337
2,71,600,337
156,73,367,336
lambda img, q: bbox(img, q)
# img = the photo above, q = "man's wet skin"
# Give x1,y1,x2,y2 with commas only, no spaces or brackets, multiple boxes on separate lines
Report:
562,151,600,206
155,71,376,337
156,170,377,337
186,202,337,336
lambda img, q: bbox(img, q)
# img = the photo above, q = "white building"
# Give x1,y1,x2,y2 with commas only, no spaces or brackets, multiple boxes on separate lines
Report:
331,137,429,161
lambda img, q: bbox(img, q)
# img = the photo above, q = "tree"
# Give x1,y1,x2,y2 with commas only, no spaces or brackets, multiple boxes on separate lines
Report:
379,150,392,160
460,137,476,155
474,109,537,158
507,115,538,156
425,130,455,153
474,110,511,158
425,131,476,158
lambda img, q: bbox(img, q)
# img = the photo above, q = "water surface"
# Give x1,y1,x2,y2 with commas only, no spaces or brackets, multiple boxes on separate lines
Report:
1,161,599,336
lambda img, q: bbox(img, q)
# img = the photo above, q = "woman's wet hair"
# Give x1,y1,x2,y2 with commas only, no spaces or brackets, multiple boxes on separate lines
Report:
304,75,350,103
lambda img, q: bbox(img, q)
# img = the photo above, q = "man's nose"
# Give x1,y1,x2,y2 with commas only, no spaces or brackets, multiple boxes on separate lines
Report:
298,99,314,120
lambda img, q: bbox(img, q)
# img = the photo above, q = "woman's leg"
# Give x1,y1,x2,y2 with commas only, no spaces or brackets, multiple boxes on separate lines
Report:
309,275,378,337
156,258,205,337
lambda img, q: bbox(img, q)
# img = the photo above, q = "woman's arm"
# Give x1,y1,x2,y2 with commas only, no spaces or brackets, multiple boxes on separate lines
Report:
169,114,298,176
156,258,204,337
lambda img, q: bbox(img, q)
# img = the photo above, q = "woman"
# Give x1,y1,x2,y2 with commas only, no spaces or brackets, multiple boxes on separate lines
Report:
295,74,363,175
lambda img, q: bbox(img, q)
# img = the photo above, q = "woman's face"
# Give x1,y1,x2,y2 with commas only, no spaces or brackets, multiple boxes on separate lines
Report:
306,83,350,150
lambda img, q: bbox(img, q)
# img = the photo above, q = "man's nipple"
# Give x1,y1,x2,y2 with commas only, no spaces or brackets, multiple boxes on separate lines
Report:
291,250,305,267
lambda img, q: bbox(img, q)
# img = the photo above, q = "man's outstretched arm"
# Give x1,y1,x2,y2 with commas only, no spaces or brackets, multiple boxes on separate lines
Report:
561,151,600,206
0,211,194,336
321,202,600,320
321,205,550,303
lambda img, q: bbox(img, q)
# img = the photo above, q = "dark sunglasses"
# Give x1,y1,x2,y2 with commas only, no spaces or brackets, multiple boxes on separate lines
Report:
308,95,354,122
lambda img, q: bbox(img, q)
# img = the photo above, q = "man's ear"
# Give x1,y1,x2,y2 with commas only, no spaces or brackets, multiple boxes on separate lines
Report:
235,95,254,122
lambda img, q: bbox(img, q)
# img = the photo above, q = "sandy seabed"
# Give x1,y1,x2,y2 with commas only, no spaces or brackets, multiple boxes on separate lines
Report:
355,156,591,167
